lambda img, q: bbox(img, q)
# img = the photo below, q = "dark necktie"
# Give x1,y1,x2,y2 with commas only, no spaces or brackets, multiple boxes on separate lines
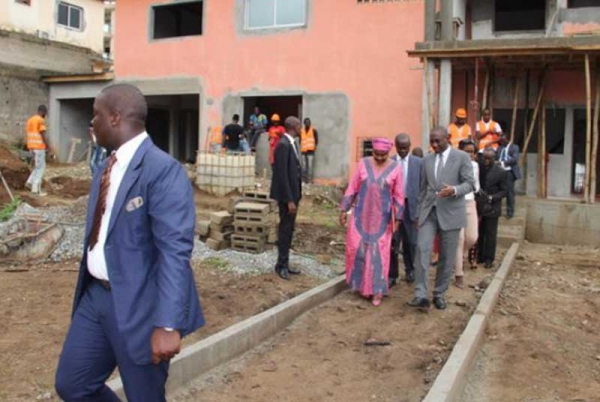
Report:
89,153,117,250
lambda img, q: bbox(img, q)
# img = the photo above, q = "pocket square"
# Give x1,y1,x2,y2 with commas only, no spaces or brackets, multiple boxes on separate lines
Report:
126,196,144,212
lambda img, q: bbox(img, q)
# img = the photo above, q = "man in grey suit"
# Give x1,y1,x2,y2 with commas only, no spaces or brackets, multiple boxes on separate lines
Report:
408,127,475,310
390,133,421,285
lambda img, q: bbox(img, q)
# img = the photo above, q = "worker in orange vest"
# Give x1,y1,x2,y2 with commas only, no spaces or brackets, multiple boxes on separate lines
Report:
300,117,319,183
476,108,502,153
208,125,223,154
268,114,285,166
448,108,472,148
25,105,51,196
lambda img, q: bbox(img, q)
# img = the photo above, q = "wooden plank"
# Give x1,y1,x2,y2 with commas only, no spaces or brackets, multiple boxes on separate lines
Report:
584,54,592,203
520,68,548,165
538,106,547,199
591,64,600,203
510,77,521,142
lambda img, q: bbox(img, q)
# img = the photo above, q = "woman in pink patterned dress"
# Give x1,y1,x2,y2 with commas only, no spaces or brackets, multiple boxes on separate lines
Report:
340,138,404,306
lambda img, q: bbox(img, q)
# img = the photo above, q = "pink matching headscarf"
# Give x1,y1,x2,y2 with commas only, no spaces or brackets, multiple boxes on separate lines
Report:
372,137,393,153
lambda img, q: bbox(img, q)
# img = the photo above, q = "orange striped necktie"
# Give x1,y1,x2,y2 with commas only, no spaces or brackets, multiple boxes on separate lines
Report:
89,152,117,250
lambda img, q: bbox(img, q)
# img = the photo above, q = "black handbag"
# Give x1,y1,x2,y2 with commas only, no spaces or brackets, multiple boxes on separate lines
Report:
476,191,495,217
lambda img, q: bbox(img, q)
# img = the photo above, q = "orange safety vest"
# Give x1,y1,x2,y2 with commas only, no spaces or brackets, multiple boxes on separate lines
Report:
26,115,47,150
448,123,471,148
477,120,499,150
209,126,223,144
300,126,316,153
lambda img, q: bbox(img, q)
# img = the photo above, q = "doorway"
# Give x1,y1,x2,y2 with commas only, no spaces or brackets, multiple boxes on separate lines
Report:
242,95,303,127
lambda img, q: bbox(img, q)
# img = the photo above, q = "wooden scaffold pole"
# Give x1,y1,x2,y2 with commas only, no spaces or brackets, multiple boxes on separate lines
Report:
584,54,592,203
510,77,521,143
538,106,547,199
590,61,600,203
521,68,548,166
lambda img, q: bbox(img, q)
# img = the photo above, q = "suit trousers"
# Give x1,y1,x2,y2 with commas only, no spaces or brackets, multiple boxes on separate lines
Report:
478,216,499,264
55,281,169,402
454,200,478,277
277,201,298,269
390,199,417,281
505,171,516,217
414,209,461,299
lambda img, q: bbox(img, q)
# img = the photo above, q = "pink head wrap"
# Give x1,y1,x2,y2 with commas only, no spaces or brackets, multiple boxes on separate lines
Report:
372,137,393,153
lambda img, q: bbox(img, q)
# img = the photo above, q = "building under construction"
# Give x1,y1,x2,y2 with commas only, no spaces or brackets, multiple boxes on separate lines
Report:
410,0,600,203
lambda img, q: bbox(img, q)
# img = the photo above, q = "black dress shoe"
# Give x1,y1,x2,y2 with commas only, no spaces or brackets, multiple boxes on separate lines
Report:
433,297,447,310
405,272,415,283
389,278,398,288
275,267,290,280
287,267,301,275
407,297,430,308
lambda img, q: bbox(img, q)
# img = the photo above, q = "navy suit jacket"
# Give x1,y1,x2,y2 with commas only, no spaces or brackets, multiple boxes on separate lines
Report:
497,143,522,180
392,154,422,223
72,137,205,365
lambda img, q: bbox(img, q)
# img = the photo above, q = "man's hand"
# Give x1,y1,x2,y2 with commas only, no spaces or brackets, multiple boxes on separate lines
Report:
151,328,181,365
339,212,348,227
288,201,297,215
437,184,456,198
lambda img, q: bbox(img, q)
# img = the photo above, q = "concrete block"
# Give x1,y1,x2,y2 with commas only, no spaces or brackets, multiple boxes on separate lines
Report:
234,202,270,216
228,197,243,214
210,211,233,226
206,238,230,251
242,190,270,200
210,231,233,242
197,220,211,236
210,222,234,233
267,231,278,244
234,213,275,224
107,276,347,398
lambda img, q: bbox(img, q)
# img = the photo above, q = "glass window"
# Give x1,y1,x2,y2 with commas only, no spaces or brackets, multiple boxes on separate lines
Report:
58,3,69,26
69,7,82,29
246,0,306,29
58,2,83,30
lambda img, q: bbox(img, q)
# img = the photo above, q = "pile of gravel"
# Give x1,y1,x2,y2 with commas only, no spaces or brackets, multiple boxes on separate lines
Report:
191,239,341,279
41,198,339,279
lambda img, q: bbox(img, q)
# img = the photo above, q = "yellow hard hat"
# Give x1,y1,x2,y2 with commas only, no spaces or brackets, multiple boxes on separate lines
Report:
271,114,280,121
455,108,467,119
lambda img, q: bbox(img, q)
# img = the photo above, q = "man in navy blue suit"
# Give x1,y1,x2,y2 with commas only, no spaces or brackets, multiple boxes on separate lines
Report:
389,133,422,285
55,84,204,402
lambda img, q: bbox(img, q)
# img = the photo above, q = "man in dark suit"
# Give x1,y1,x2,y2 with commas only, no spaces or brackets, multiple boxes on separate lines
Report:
390,133,421,285
270,116,302,280
408,127,475,310
55,84,204,402
497,134,521,219
477,147,508,268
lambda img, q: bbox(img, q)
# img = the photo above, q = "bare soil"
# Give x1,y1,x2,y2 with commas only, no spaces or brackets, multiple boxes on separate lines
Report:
173,252,507,402
0,260,322,402
461,243,600,402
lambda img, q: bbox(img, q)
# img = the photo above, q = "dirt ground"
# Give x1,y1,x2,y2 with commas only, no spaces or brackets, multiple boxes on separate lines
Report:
461,243,600,402
0,260,322,402
173,251,507,402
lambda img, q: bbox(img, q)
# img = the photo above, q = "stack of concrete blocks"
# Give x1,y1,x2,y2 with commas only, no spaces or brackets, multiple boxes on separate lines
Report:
196,152,255,196
202,211,234,251
231,191,278,254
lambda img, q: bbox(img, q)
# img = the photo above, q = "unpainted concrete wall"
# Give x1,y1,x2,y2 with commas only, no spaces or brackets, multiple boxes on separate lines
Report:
0,66,48,144
0,30,101,74
58,99,94,161
526,199,600,246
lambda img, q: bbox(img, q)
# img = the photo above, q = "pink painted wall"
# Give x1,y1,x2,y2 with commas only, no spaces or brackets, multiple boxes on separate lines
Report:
563,22,600,36
114,0,425,177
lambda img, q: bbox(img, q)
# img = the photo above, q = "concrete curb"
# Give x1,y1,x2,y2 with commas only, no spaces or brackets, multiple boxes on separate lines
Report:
107,275,347,399
422,242,520,402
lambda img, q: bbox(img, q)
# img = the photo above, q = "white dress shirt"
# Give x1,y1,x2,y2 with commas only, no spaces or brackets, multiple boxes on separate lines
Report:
499,144,512,171
465,161,480,201
284,133,299,159
399,154,409,196
434,146,452,181
87,132,149,281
